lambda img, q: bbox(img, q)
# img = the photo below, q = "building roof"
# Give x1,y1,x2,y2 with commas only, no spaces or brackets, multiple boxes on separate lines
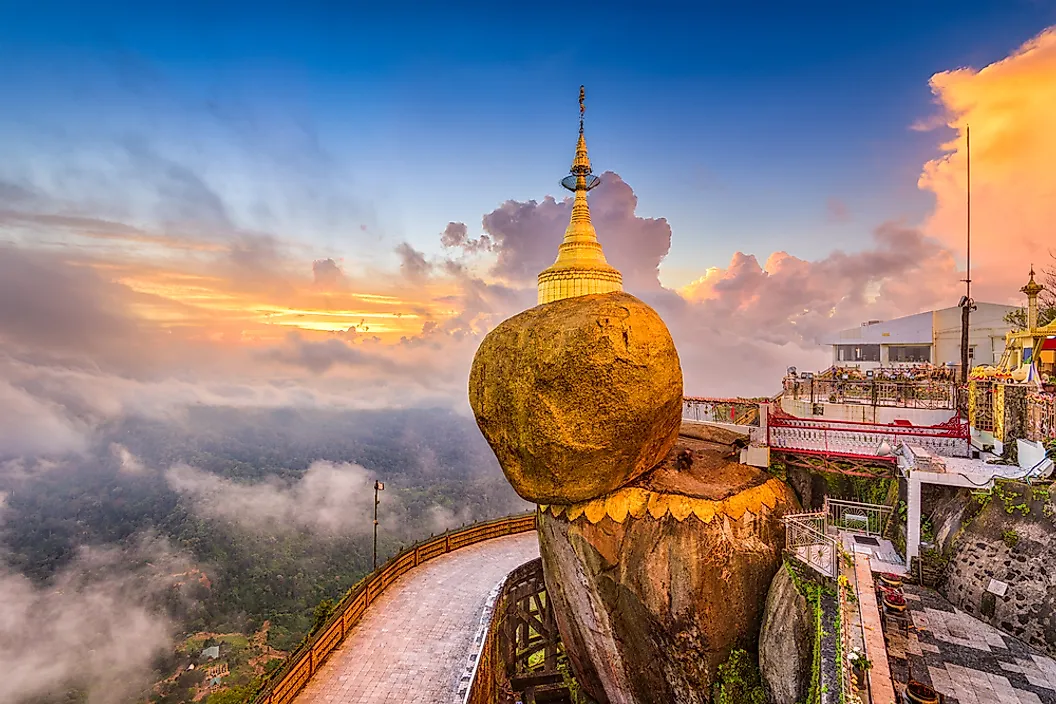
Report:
821,310,932,346
820,303,1018,346
201,645,220,660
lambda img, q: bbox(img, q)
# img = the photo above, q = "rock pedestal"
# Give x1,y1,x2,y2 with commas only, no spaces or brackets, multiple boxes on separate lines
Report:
537,434,800,703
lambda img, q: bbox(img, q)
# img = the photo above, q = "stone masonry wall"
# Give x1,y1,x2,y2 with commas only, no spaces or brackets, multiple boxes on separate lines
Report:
942,483,1056,657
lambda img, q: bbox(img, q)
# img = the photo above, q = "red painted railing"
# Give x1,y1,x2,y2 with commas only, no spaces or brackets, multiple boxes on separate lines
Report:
767,406,970,459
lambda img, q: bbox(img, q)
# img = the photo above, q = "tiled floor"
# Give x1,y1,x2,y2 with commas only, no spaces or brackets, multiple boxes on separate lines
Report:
885,584,1056,703
294,532,540,704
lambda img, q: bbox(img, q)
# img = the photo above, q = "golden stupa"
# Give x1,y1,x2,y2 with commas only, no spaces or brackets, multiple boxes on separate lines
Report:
536,86,623,305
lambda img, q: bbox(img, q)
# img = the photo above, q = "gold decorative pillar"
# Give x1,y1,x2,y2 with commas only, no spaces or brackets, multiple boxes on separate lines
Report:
994,383,1006,442
537,86,623,305
1021,267,1044,364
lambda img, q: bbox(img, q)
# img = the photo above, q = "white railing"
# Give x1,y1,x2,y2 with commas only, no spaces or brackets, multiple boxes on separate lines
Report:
784,512,838,579
767,412,970,459
824,498,893,537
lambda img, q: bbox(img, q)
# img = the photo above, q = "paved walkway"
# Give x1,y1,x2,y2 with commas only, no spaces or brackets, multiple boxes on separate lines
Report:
295,532,539,704
885,584,1056,704
855,554,898,704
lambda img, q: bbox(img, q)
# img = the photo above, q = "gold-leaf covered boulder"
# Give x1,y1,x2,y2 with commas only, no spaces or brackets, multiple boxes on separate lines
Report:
537,427,800,703
468,291,683,505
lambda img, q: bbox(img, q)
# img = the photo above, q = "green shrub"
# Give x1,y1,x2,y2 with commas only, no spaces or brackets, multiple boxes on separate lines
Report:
711,649,766,704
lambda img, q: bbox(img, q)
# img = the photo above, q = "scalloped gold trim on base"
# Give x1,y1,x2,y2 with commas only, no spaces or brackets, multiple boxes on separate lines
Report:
540,478,789,525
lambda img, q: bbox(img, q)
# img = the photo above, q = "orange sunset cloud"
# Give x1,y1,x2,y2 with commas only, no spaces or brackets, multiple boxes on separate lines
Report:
918,27,1056,300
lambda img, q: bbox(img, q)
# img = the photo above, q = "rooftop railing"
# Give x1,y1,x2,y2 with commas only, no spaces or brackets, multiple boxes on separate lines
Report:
782,377,961,411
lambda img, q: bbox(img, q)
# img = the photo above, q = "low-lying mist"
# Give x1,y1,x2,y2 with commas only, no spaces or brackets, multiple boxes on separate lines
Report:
0,403,527,704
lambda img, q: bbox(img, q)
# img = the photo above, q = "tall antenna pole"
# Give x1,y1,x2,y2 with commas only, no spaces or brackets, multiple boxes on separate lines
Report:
960,125,972,383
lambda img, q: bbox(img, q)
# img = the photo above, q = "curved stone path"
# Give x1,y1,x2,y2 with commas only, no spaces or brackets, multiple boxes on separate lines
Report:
294,532,539,704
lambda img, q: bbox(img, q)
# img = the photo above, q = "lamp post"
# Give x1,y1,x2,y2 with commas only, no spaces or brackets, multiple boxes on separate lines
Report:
373,480,384,571
960,125,973,383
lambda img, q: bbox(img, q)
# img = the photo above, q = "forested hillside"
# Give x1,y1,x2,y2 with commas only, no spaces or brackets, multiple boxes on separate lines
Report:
0,406,526,703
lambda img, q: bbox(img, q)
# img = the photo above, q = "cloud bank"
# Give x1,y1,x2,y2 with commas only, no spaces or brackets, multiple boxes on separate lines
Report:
0,28,1051,443
917,27,1056,300
0,537,193,704
166,460,386,536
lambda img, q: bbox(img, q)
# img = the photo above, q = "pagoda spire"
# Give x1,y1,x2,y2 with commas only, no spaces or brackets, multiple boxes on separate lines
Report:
537,86,623,305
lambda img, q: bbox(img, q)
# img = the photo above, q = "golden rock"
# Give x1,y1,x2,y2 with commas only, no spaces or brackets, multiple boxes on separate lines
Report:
469,291,683,504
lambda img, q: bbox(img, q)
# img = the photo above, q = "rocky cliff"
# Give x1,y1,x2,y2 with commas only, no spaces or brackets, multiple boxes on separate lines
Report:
940,481,1056,656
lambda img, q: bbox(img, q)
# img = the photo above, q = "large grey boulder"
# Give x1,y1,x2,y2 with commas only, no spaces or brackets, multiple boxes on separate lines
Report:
759,566,814,704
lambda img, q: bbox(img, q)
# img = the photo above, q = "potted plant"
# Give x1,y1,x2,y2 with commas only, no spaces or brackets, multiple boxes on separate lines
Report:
906,679,940,704
882,589,907,613
847,648,872,688
879,572,903,589
1042,375,1055,393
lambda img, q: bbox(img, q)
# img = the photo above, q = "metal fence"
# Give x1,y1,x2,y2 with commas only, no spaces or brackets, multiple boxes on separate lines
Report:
1027,392,1056,443
784,512,838,579
682,397,762,426
252,512,538,704
783,377,960,411
824,497,892,537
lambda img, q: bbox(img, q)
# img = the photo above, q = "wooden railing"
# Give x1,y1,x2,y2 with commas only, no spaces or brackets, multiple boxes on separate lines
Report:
252,512,538,704
465,557,565,704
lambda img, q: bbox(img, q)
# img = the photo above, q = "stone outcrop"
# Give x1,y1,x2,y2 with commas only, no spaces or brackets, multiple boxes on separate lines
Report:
536,432,800,703
939,483,1056,656
468,291,683,504
758,566,814,704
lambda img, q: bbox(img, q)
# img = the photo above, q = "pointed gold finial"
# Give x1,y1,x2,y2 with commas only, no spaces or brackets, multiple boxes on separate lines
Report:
537,86,623,305
1022,265,1044,297
579,85,586,133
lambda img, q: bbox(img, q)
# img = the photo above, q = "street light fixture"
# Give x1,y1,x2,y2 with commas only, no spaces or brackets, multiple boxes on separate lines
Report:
373,480,385,571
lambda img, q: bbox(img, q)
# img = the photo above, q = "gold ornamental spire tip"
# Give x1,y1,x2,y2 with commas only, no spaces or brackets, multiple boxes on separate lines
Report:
1022,265,1044,296
571,85,592,177
579,85,585,134
536,84,622,305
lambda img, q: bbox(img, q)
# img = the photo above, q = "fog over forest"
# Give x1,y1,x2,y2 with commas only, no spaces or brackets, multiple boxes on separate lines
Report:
0,403,528,703
4,19,1054,701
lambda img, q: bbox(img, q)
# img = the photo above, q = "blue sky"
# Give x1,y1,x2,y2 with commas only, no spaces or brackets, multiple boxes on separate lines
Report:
2,0,1055,288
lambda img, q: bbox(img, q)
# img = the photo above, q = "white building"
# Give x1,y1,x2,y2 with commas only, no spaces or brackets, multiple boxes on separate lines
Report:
822,303,1017,370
